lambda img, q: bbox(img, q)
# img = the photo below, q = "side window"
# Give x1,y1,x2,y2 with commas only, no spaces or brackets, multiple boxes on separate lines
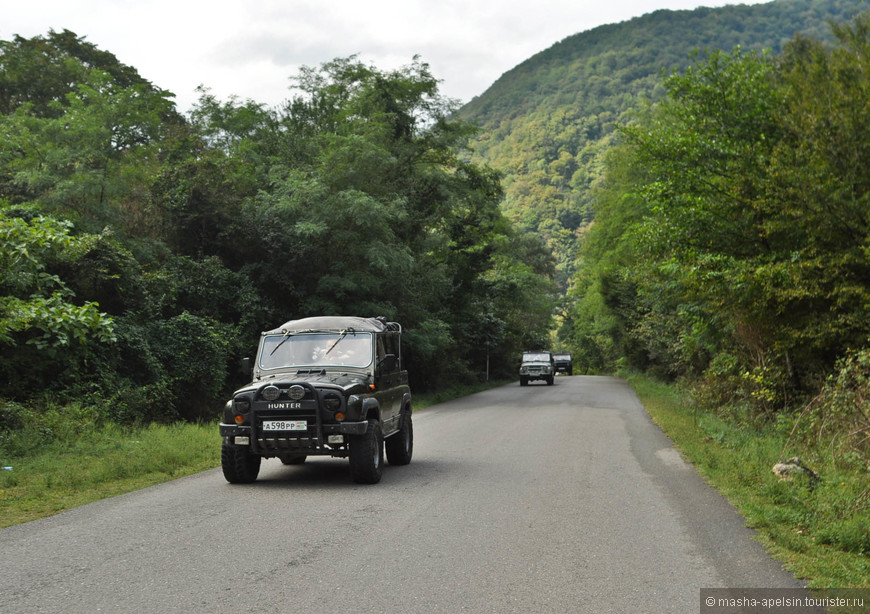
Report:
377,334,400,373
385,334,399,360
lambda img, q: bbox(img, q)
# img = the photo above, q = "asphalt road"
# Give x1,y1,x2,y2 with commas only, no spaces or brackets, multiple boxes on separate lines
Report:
0,376,808,613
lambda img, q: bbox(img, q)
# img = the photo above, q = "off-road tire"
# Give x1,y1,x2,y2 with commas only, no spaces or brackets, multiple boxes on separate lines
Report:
386,411,413,466
349,419,384,484
221,442,261,484
547,375,554,385
520,376,528,386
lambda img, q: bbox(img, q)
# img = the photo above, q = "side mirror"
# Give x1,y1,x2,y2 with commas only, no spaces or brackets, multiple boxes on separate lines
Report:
240,357,252,379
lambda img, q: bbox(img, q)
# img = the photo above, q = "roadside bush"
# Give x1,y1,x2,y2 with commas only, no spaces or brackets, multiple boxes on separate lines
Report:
0,397,103,458
146,312,232,421
793,346,870,464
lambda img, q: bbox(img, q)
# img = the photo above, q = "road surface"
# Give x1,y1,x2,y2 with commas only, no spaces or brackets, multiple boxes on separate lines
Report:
0,376,807,613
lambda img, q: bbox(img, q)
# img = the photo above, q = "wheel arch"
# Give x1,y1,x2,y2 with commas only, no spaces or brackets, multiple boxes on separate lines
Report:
360,397,381,423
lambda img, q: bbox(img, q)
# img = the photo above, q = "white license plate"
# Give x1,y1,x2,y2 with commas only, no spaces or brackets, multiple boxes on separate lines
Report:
262,420,307,431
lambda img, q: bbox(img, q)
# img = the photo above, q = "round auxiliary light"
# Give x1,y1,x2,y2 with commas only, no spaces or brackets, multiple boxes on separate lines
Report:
288,385,305,401
262,385,280,401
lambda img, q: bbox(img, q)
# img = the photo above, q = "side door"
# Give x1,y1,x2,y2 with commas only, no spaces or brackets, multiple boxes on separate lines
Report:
375,333,401,433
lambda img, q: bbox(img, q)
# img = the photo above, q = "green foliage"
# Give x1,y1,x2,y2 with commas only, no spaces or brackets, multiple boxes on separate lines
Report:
0,397,104,457
0,29,169,118
790,346,870,464
570,11,870,419
0,209,116,392
146,312,232,422
184,55,556,388
461,0,866,299
0,72,175,231
0,31,556,421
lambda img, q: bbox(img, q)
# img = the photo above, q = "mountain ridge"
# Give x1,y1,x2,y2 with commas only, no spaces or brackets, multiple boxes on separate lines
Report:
458,0,867,289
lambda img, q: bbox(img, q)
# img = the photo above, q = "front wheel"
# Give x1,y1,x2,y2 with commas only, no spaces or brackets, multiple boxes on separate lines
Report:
349,419,384,484
221,442,261,484
386,411,413,466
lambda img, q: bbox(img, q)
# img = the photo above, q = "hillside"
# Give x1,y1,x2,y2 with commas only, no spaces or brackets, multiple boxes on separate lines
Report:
459,0,868,290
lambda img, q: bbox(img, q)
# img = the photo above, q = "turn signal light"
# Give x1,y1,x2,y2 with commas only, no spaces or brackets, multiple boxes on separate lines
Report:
234,414,245,425
335,412,346,422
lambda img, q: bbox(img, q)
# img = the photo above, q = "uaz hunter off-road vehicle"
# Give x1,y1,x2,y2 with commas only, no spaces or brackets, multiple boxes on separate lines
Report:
519,350,555,386
553,353,573,376
219,316,413,484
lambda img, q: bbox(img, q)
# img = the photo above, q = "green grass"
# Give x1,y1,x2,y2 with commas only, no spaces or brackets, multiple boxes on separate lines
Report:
0,422,219,528
0,379,510,528
625,372,870,589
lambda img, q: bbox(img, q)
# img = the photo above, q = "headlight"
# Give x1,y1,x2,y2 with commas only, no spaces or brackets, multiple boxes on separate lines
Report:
323,393,342,411
234,396,251,412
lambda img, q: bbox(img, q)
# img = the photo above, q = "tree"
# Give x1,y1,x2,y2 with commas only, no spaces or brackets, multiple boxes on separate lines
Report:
0,207,115,394
189,56,557,388
574,13,870,409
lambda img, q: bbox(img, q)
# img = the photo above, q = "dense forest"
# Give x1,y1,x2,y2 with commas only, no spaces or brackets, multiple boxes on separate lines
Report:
578,7,869,464
0,33,556,427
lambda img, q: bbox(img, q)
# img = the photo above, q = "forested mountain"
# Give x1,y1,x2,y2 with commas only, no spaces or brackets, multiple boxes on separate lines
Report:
459,0,867,291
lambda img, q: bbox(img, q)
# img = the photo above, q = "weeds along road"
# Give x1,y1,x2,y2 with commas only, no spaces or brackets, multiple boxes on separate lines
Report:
0,376,807,613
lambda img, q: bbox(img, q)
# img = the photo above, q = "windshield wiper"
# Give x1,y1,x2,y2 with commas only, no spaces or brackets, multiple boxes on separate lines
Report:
325,328,354,356
269,330,296,356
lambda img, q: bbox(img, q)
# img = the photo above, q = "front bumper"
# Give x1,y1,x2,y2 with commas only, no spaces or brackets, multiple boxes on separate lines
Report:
220,420,369,455
520,370,553,380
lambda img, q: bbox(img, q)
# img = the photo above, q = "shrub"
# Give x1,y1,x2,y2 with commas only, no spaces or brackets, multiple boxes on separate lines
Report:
791,346,870,464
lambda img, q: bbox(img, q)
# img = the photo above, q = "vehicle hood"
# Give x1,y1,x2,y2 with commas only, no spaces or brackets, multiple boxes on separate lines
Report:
234,370,371,395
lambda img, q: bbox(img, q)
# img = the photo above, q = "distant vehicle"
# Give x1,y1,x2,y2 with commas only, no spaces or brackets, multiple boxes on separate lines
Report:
219,316,413,485
519,350,555,386
553,353,573,375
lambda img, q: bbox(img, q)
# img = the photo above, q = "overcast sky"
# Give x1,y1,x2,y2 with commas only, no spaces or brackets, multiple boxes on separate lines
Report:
3,0,770,113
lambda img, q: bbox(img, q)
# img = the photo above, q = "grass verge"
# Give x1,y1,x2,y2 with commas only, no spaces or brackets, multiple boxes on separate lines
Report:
625,372,869,589
0,379,511,529
0,422,219,529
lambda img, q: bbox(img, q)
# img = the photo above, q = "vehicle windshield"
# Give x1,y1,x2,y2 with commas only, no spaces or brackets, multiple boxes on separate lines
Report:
259,332,374,370
554,354,571,360
523,353,551,362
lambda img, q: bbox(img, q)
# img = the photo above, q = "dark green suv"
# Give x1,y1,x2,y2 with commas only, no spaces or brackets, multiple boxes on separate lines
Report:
219,316,413,484
553,353,573,375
